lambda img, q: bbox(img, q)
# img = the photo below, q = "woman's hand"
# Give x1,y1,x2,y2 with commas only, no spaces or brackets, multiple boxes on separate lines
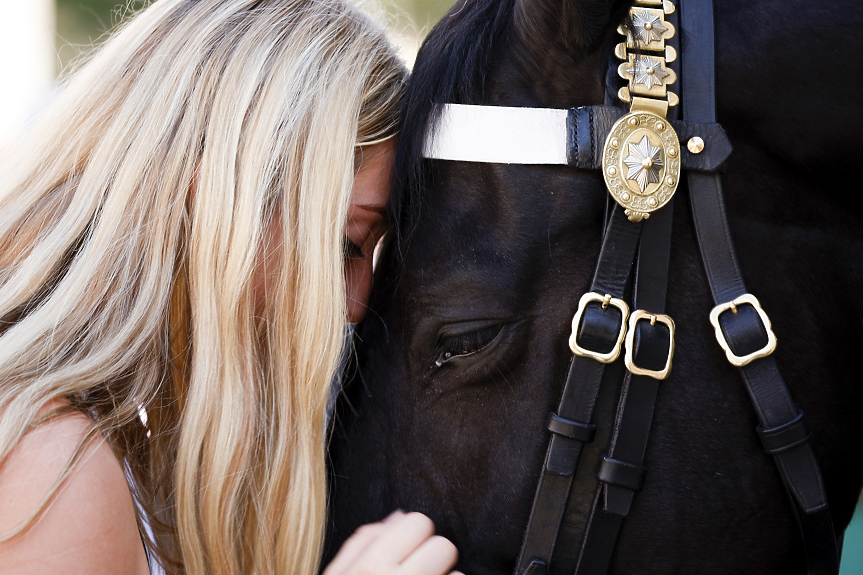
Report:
324,511,461,575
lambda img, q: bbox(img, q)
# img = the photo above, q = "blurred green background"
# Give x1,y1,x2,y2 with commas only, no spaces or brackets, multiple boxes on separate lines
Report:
51,1,862,572
55,0,147,69
54,0,457,73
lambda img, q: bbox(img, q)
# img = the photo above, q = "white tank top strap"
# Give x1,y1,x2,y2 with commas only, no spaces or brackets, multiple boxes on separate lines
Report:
125,465,166,575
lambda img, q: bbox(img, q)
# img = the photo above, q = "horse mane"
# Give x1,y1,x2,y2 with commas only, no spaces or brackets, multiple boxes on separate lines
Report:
391,0,516,246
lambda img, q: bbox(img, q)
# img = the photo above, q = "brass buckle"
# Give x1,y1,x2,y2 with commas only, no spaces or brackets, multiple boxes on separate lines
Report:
624,310,675,380
709,293,777,367
569,293,630,364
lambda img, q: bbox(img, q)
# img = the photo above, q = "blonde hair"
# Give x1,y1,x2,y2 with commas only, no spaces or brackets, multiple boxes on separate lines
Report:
0,1,406,573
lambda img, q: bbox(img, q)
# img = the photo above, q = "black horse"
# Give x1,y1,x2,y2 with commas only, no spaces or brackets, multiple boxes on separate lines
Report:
327,0,863,573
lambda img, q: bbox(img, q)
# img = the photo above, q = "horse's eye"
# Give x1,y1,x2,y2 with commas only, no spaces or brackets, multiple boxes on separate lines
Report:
433,325,502,368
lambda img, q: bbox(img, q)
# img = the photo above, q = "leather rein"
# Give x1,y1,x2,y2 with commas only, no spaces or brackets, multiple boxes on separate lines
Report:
422,0,841,573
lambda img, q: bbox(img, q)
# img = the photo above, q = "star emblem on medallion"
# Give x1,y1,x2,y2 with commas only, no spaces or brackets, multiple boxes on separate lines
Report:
626,56,670,90
631,11,668,45
624,135,664,192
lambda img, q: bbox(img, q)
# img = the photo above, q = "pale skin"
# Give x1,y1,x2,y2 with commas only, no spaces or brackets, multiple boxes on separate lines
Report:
344,141,394,324
0,407,151,574
0,140,460,574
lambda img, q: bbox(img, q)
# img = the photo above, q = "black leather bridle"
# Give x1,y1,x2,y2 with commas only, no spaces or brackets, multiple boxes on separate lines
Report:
509,1,841,573
422,0,841,572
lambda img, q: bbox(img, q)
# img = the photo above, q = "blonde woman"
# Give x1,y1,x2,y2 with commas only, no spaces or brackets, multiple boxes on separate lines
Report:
0,1,459,574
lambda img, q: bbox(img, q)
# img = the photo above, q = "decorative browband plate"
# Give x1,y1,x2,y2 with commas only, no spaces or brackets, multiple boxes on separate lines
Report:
602,0,680,222
602,113,680,223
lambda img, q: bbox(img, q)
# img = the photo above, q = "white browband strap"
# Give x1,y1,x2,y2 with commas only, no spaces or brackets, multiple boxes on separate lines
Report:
423,104,569,165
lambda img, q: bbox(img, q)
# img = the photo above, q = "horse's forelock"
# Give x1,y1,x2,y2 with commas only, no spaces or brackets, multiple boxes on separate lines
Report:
391,0,516,251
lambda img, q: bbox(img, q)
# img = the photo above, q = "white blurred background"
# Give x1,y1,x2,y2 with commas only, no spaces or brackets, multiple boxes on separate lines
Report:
0,0,55,150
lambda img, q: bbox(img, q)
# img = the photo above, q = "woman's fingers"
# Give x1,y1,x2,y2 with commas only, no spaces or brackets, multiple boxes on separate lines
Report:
397,535,459,575
363,512,436,565
324,511,459,575
324,516,395,575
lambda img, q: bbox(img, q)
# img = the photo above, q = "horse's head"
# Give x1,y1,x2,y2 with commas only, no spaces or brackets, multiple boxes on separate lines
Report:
328,1,863,573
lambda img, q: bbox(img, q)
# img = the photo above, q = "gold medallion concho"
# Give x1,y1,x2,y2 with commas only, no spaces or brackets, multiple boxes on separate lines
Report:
601,110,680,222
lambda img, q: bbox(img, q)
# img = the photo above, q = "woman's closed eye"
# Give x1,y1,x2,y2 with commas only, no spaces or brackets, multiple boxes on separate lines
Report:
344,236,367,259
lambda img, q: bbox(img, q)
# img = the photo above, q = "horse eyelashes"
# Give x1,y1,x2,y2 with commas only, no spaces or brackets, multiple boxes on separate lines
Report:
432,325,502,368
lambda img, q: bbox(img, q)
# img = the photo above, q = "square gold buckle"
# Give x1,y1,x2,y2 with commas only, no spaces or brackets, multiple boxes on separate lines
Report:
624,310,675,380
709,293,777,367
569,292,630,363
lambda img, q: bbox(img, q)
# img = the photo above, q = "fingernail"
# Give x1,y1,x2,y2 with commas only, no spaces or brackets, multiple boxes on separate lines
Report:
382,509,404,524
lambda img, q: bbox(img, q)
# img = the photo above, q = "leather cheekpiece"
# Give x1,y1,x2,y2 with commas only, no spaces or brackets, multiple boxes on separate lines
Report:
514,205,641,575
681,0,839,570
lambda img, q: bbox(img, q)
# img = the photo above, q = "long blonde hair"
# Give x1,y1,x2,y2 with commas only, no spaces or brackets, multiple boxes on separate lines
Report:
0,1,405,573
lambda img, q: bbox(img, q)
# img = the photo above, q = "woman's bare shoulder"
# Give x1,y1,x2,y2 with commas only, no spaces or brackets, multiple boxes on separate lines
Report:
0,403,150,574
